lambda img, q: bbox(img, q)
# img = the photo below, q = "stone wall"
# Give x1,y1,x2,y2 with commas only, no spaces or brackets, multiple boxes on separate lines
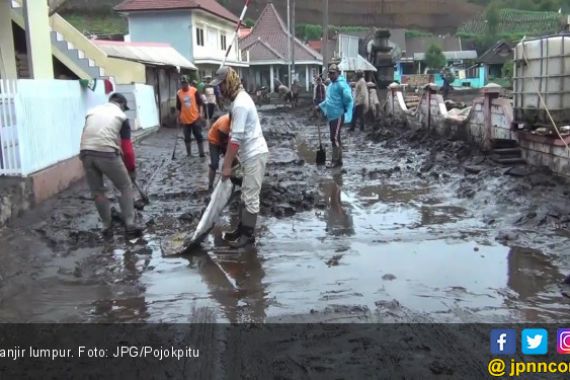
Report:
386,84,570,177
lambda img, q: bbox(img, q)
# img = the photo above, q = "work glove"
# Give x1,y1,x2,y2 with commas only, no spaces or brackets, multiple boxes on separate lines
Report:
129,170,136,182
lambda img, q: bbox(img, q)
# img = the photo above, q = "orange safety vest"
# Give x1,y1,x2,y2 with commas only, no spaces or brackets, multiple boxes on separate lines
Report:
177,87,200,124
208,114,231,146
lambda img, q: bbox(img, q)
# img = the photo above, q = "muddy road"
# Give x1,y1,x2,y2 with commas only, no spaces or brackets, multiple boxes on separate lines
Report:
1,105,570,326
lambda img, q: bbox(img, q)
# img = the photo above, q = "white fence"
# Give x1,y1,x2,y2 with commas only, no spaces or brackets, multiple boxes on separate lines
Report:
0,80,21,175
0,79,107,176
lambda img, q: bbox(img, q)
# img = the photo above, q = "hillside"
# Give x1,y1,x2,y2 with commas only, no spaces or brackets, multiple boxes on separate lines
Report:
459,8,563,37
59,0,483,34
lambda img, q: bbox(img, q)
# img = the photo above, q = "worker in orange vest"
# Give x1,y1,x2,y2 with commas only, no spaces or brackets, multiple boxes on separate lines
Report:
176,77,206,157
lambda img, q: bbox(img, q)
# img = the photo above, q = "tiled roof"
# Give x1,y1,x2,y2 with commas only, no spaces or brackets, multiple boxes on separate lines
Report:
306,40,322,53
477,41,513,65
240,3,322,63
114,0,239,23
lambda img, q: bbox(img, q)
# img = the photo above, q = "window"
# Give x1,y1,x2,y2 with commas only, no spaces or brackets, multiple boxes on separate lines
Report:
196,27,205,46
221,34,227,51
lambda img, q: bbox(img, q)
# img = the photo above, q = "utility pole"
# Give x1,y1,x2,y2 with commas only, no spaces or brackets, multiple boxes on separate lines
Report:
291,0,296,84
322,0,329,74
287,0,291,87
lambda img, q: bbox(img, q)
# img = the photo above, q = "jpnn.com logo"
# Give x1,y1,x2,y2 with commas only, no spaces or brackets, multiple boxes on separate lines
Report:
491,329,516,355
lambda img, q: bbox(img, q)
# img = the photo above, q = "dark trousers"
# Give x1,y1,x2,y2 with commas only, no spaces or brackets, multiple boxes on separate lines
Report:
352,105,365,131
329,117,343,148
206,104,216,120
183,122,204,143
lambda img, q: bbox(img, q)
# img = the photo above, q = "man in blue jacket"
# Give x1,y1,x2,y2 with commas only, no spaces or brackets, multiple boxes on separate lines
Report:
317,64,353,168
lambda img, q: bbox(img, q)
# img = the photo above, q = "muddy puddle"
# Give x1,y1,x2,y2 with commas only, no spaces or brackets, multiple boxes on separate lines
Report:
0,107,569,323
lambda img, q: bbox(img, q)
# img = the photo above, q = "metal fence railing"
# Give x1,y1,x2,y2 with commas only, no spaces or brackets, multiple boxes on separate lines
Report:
0,80,20,176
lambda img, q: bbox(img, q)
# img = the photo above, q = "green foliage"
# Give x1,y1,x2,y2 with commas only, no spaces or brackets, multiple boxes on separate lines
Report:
295,24,370,40
425,44,447,70
244,18,255,28
501,60,514,80
467,0,570,12
62,12,127,35
405,30,434,38
486,3,500,36
296,24,322,40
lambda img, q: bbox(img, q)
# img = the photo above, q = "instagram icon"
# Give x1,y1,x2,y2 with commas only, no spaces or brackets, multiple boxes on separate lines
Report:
557,329,570,354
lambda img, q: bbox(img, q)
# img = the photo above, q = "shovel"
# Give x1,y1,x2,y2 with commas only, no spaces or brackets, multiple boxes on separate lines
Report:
316,119,326,165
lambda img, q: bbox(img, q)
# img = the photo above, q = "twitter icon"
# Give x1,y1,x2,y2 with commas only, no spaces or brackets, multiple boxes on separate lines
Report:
522,329,548,355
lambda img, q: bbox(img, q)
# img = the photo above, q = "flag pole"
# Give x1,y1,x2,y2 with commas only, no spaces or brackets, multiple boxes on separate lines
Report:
221,0,251,68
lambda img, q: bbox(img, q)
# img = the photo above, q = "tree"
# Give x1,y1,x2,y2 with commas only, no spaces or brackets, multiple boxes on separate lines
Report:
424,44,447,70
244,18,255,28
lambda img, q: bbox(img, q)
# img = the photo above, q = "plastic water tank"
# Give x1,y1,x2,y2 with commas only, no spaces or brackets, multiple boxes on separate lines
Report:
513,34,570,127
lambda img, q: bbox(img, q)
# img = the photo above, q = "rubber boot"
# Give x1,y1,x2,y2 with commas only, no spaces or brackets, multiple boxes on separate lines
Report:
208,169,215,191
327,147,342,168
125,224,144,238
185,142,192,157
223,203,243,242
198,141,206,158
227,209,257,248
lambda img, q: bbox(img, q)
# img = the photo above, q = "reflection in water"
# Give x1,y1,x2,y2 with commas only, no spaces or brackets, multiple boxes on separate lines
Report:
189,229,268,323
323,173,355,236
507,247,561,300
91,246,152,322
506,246,563,321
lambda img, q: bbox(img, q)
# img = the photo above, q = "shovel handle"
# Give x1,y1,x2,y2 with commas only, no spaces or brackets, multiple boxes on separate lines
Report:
316,118,324,146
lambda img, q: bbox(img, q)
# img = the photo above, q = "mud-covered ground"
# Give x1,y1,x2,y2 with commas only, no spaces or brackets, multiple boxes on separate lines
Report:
1,104,570,377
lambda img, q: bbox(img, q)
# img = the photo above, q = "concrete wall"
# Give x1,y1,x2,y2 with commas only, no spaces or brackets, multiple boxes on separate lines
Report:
386,85,570,176
0,1,18,79
128,11,193,61
23,0,54,79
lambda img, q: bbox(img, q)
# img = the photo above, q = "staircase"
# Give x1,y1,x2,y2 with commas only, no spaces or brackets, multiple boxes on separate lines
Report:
491,139,526,165
10,0,107,80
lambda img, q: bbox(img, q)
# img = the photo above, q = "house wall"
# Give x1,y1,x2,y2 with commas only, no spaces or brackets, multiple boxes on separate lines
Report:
128,11,194,61
192,11,241,63
116,83,160,131
0,2,17,79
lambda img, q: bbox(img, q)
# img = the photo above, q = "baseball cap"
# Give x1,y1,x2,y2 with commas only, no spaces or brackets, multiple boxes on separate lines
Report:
109,93,130,110
210,66,231,86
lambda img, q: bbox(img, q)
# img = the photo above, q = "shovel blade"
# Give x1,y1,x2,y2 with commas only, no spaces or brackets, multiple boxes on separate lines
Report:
316,147,326,165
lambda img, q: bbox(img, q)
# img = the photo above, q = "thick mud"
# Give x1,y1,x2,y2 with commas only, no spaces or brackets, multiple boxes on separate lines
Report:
1,105,570,327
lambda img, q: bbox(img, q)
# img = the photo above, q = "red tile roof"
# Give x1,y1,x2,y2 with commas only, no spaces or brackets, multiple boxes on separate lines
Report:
114,0,239,24
306,40,322,53
239,27,252,38
240,3,322,63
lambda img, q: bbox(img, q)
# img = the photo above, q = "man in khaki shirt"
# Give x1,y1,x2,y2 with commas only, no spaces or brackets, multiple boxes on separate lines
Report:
351,71,369,132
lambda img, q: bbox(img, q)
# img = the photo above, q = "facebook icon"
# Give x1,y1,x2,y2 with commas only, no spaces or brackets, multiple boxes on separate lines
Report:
491,329,516,355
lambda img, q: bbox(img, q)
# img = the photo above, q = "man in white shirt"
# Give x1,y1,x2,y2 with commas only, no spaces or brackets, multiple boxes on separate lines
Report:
210,66,269,248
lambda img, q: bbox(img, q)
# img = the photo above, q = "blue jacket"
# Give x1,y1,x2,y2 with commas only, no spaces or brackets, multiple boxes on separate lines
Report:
319,75,353,123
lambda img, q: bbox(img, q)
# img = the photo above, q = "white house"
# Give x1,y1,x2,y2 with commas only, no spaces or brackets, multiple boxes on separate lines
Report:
115,0,249,78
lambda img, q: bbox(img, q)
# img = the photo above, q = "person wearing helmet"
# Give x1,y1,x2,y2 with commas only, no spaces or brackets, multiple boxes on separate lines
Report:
316,63,354,168
210,66,269,248
79,93,144,238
